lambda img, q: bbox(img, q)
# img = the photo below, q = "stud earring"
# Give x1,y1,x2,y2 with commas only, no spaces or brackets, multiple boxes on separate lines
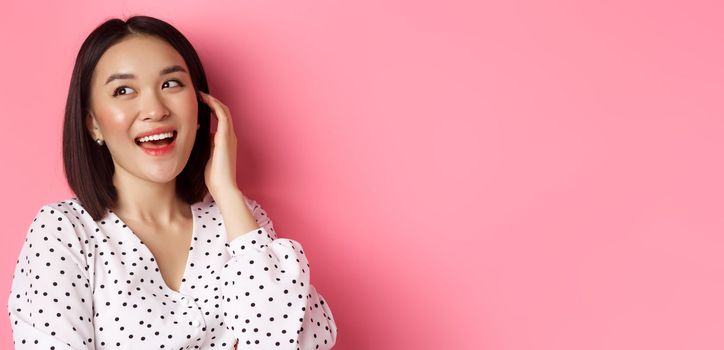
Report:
95,138,105,146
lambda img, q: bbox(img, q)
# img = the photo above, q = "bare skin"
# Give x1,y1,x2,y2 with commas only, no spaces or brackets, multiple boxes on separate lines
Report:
123,215,194,291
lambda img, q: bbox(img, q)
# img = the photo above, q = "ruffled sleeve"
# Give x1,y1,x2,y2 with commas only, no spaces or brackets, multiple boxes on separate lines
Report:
7,205,95,349
219,198,338,349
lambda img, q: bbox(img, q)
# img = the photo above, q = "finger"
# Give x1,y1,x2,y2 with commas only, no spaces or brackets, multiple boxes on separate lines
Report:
202,93,235,141
204,93,231,126
202,95,225,137
200,93,235,149
199,91,213,107
215,102,234,134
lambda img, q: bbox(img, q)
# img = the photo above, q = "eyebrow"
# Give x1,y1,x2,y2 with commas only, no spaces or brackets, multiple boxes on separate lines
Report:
104,65,188,85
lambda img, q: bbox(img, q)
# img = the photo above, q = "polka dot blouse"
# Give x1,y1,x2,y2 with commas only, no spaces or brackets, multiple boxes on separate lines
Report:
7,195,338,349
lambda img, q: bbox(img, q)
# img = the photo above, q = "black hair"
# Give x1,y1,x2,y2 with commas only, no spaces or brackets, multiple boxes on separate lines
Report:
63,15,212,221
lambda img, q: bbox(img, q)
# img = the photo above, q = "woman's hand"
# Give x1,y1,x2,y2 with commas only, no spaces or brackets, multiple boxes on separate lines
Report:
199,91,259,240
199,91,239,199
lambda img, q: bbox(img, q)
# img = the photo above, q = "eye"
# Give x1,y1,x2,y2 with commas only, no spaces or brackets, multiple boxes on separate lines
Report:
112,86,135,97
163,79,184,89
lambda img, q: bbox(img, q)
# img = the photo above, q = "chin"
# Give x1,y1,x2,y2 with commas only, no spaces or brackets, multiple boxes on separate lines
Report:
143,167,183,184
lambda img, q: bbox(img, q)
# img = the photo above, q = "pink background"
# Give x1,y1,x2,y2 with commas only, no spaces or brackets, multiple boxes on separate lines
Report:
1,1,723,349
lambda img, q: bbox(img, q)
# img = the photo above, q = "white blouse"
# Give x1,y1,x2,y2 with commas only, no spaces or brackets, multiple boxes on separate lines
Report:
7,195,337,349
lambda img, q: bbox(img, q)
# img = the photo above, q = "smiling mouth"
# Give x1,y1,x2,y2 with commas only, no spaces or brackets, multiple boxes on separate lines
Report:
134,130,178,147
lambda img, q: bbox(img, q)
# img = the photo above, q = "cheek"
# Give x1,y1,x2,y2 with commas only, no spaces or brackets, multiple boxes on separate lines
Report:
95,105,135,136
179,93,199,119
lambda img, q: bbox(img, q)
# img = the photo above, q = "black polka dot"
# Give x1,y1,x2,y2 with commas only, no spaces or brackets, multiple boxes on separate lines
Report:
8,196,337,348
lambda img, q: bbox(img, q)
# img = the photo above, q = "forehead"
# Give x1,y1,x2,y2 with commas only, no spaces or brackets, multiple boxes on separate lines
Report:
92,35,187,83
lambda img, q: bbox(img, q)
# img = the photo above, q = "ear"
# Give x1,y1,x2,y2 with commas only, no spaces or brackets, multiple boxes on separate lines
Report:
85,111,101,140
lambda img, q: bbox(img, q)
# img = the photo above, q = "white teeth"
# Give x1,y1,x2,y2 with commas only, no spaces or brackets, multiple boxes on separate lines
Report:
137,131,174,143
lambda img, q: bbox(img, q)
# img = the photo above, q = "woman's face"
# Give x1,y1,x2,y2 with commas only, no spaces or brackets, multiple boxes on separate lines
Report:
86,34,198,185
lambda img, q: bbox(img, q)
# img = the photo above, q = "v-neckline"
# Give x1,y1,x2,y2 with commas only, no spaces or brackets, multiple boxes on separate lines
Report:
108,201,199,296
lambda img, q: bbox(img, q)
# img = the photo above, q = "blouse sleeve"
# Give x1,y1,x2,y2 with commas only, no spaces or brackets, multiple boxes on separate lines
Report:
219,198,338,349
6,205,95,350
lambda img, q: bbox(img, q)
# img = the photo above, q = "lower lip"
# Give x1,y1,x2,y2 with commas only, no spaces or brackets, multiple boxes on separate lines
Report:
138,138,176,156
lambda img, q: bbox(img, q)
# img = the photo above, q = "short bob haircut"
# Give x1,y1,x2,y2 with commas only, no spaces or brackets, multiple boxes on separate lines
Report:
63,15,212,221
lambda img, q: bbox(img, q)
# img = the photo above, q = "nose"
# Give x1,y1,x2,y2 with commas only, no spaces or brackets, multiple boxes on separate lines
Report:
140,91,170,121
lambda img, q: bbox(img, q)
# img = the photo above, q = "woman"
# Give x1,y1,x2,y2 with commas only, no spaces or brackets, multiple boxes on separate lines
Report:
7,15,337,349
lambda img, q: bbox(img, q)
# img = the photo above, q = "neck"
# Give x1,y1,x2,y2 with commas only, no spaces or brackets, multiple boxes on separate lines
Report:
110,166,191,226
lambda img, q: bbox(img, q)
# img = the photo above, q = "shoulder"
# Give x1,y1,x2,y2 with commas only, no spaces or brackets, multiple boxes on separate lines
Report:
27,197,102,241
31,197,80,222
33,197,101,223
37,196,90,215
19,198,95,277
